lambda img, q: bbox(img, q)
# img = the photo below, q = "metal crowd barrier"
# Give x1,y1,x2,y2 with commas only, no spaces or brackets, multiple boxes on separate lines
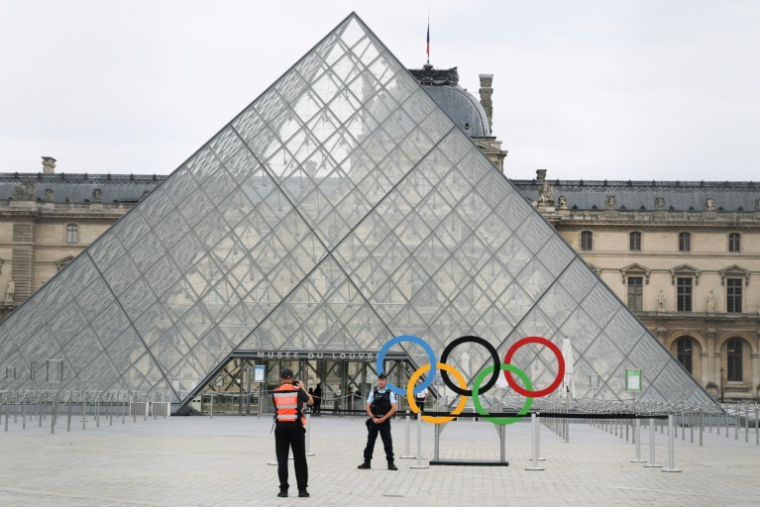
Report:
1,390,172,434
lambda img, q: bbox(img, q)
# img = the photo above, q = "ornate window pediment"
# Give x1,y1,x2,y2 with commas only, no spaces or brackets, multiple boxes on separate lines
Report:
55,255,75,271
620,263,651,284
719,264,750,286
669,264,700,285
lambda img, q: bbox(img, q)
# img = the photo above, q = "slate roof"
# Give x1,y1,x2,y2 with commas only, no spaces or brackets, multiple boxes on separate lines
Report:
0,173,164,203
409,65,491,138
511,179,760,212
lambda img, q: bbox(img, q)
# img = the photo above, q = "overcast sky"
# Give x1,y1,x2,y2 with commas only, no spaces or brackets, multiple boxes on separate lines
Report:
1,1,758,182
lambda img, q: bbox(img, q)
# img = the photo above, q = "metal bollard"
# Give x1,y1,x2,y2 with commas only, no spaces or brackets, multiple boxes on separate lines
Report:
526,413,544,471
210,391,214,419
699,411,703,447
755,407,759,446
96,395,100,428
735,407,738,440
4,394,8,432
661,415,681,473
537,414,546,461
690,412,693,443
745,404,749,443
433,422,440,462
631,419,646,463
496,423,504,462
67,393,72,432
725,411,728,438
410,413,428,469
644,418,661,468
51,392,57,435
82,392,86,430
22,395,26,429
400,411,415,459
305,412,315,456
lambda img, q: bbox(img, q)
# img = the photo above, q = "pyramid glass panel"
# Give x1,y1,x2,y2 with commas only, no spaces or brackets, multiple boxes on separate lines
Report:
0,13,714,409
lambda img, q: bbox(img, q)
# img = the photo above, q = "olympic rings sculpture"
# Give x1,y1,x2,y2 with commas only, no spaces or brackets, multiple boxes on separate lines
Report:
376,334,565,425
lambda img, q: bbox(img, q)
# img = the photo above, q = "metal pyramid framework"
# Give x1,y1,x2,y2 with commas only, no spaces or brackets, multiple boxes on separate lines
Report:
0,13,715,407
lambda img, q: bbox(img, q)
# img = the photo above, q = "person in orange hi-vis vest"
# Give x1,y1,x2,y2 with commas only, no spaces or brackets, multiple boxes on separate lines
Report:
273,368,313,498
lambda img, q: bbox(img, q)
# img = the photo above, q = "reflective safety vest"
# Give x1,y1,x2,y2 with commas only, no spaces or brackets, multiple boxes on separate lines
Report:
273,384,305,425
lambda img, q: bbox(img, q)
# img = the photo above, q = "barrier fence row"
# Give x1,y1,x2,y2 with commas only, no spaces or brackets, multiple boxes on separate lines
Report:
1,390,170,434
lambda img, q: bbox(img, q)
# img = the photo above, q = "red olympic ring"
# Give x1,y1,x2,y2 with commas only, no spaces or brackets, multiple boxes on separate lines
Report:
503,336,565,398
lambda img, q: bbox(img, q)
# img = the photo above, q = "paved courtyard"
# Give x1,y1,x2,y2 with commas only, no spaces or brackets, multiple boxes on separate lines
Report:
1,412,758,506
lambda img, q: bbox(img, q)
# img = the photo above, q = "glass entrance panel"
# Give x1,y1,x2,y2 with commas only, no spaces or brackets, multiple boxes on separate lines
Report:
322,360,343,413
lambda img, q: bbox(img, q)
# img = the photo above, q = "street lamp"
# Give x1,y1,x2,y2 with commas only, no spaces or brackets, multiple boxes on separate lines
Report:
720,367,725,403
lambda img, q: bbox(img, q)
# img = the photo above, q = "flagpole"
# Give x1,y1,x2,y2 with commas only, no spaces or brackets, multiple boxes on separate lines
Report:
426,2,430,65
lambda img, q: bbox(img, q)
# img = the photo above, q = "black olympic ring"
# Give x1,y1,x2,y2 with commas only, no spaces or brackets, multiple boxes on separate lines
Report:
440,336,501,396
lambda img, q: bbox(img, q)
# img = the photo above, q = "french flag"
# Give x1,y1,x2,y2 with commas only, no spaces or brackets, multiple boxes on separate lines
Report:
426,23,430,63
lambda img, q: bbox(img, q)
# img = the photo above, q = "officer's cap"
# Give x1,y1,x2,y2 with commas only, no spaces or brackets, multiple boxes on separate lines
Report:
377,373,387,379
280,368,294,379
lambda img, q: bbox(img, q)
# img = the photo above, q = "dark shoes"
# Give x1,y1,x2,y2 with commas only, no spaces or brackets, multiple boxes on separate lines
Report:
279,488,309,498
388,462,398,471
357,461,371,469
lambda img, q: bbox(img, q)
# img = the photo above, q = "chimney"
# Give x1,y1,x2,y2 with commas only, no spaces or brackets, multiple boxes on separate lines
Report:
42,156,56,174
478,74,494,132
536,169,547,181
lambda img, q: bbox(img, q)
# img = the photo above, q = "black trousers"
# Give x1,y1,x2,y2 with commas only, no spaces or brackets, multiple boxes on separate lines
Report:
363,418,394,463
275,422,308,490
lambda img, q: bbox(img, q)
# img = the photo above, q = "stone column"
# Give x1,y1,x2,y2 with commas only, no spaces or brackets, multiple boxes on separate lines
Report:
11,222,35,302
478,74,493,131
752,350,759,398
700,351,709,386
706,332,716,387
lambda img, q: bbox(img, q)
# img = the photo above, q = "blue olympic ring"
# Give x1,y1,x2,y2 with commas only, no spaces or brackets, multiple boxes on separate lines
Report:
376,335,437,396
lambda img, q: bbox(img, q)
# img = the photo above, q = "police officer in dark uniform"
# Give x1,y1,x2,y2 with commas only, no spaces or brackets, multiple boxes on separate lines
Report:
273,369,313,498
357,373,397,470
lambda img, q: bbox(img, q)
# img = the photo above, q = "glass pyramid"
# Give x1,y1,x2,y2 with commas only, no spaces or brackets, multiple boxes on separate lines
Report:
0,13,714,407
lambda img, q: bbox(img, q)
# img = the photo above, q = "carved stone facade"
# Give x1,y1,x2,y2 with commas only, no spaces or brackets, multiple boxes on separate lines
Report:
515,171,760,401
0,165,160,320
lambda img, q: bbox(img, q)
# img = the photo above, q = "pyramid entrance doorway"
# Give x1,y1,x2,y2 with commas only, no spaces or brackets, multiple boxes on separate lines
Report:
189,353,414,416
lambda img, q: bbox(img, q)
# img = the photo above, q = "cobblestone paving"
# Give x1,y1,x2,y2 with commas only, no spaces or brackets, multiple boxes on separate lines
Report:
1,414,758,506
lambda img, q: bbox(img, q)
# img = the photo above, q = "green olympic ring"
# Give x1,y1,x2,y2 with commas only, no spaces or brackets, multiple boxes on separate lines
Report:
472,364,533,425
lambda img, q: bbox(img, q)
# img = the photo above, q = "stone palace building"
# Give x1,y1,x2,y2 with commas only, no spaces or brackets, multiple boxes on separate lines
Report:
2,64,757,402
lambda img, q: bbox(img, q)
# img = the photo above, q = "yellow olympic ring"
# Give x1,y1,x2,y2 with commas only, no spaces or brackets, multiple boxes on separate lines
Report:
407,362,468,424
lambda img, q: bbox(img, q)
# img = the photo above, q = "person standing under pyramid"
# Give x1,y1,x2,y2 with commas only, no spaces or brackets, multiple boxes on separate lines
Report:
358,373,397,470
273,369,313,498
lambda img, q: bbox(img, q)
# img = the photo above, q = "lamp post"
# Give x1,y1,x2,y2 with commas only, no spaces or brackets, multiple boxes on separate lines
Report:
720,367,725,403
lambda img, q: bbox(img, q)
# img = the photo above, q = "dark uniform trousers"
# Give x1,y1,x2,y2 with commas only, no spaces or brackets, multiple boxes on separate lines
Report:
275,422,308,490
363,417,394,463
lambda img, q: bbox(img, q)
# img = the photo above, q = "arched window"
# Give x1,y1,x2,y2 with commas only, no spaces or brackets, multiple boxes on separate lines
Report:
581,231,593,251
678,232,691,252
629,232,641,251
726,338,743,381
729,233,741,252
676,337,693,374
66,224,78,244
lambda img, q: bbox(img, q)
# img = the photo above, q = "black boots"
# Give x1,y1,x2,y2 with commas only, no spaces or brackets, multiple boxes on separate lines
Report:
280,488,309,498
359,460,397,470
